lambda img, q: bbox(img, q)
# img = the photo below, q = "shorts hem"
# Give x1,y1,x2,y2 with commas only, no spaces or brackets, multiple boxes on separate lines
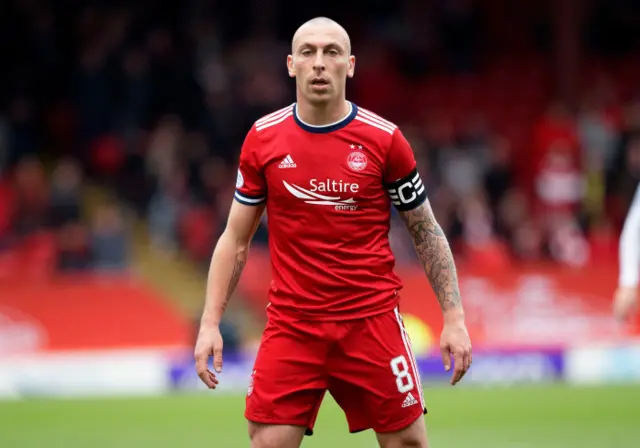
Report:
245,414,314,436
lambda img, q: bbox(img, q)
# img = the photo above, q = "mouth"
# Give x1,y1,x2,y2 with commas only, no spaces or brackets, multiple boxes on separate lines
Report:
310,78,330,89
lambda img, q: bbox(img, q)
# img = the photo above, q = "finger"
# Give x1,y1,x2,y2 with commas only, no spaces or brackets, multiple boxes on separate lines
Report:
464,348,472,372
208,371,220,389
201,371,218,389
441,346,451,372
213,345,224,373
195,351,209,376
457,350,471,383
451,351,464,385
198,369,217,389
195,352,217,388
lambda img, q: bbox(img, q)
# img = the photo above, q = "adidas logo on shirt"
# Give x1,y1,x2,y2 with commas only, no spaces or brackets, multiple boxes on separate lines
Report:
278,154,297,169
402,392,418,408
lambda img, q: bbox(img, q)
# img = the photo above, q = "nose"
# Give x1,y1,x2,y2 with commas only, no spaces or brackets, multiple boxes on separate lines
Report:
313,50,325,71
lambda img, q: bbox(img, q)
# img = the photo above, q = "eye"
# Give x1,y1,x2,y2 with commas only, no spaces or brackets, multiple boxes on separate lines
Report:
327,49,339,56
300,49,312,56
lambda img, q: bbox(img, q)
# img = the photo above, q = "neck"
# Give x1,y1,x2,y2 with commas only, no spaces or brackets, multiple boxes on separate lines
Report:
295,98,350,126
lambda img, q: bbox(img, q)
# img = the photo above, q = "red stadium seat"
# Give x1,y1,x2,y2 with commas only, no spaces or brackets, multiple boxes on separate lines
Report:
20,231,58,280
0,249,21,281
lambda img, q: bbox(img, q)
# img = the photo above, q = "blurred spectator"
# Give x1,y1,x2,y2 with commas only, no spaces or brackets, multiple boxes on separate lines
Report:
531,102,580,193
512,220,544,262
146,115,184,189
57,221,91,271
12,156,50,238
148,167,188,256
89,203,129,271
50,158,83,227
577,94,619,173
547,213,590,268
535,141,584,216
458,194,495,250
483,136,513,213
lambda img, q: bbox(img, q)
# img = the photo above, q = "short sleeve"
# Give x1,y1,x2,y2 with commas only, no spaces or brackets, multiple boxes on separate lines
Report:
234,127,267,206
383,129,427,211
384,129,418,184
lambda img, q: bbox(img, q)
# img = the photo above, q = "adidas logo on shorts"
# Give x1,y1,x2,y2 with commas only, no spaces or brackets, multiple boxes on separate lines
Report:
402,392,418,408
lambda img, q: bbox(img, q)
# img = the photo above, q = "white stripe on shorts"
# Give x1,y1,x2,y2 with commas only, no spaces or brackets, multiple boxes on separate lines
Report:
394,307,425,409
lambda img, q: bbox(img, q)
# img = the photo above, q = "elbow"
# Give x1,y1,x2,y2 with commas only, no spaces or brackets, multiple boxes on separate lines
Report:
236,243,250,260
220,228,251,259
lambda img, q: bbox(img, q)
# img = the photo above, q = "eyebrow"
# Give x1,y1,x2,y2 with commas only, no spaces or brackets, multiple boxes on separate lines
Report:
298,42,345,52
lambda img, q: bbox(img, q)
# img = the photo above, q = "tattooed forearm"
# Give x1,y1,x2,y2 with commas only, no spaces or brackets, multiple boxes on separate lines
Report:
399,201,462,312
223,256,246,313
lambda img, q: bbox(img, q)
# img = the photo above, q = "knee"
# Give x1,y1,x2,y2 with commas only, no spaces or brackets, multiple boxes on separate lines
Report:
382,437,428,448
398,435,428,448
398,425,429,448
384,435,427,448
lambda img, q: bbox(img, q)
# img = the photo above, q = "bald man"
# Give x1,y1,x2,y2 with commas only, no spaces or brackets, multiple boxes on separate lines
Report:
195,17,472,448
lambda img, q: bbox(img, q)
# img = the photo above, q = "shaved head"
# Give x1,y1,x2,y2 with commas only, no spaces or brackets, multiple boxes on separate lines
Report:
291,17,351,55
287,16,355,111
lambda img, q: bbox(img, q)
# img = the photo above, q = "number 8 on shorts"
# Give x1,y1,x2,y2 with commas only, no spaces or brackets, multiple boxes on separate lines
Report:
390,355,414,393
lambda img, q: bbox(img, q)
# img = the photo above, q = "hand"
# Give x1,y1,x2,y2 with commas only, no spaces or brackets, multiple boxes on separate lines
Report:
613,286,638,321
194,324,224,389
440,319,472,386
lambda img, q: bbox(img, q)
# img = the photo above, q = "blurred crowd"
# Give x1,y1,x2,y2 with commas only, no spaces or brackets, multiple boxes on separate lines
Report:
1,0,639,276
0,155,129,276
390,90,640,269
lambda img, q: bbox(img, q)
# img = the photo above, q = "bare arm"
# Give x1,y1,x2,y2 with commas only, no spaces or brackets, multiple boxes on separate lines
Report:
200,200,265,326
613,185,640,320
398,199,471,384
385,129,470,383
398,200,463,319
619,185,640,288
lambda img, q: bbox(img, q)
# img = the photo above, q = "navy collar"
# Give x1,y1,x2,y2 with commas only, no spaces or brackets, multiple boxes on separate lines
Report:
293,102,358,133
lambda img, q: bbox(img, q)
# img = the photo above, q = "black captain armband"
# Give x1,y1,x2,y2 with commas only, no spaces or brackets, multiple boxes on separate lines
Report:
386,167,427,211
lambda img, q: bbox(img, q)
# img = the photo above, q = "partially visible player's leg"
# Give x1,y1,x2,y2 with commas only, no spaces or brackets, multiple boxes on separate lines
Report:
328,307,428,447
375,416,428,448
248,422,306,448
245,313,328,445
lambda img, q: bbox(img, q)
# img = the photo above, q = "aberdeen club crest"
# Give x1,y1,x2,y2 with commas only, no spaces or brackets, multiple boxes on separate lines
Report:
347,147,367,172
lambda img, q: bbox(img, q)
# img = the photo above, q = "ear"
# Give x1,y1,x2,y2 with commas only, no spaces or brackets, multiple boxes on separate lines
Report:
286,55,295,78
347,55,356,79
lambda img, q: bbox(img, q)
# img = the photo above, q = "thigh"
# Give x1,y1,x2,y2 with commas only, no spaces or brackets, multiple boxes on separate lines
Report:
376,415,429,448
329,308,427,434
248,421,306,448
245,316,328,435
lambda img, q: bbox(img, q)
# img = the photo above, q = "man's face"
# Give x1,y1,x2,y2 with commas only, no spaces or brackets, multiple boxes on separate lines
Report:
287,24,355,106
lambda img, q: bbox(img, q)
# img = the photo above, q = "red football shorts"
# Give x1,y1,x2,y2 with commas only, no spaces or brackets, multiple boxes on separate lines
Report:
245,306,427,435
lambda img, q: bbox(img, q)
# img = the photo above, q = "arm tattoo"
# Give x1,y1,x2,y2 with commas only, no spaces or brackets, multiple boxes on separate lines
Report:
399,201,462,311
223,256,246,312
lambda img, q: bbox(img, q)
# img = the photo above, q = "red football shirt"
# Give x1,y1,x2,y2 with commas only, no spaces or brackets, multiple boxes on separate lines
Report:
235,102,423,321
